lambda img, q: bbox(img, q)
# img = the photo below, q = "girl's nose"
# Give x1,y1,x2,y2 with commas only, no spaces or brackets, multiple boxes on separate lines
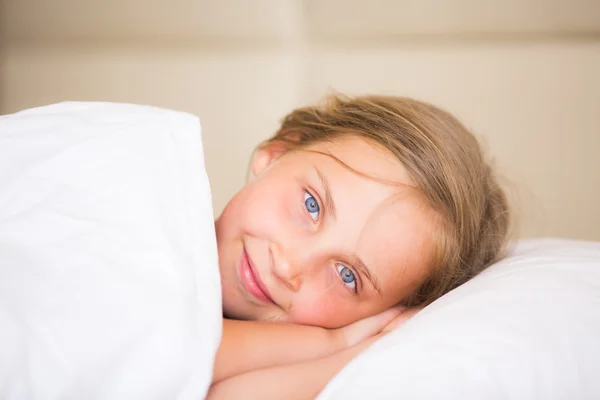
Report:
269,241,303,292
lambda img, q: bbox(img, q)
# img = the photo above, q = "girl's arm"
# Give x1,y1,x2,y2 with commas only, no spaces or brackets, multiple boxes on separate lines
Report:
208,335,378,400
209,308,421,397
212,307,403,383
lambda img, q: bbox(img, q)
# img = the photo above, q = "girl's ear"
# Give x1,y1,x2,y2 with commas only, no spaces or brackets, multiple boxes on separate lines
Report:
251,143,287,177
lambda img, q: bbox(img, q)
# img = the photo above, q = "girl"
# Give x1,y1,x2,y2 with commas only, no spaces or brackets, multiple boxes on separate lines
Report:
208,94,510,398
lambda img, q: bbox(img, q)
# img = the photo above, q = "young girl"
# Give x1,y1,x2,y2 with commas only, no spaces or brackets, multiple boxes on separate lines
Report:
208,94,510,399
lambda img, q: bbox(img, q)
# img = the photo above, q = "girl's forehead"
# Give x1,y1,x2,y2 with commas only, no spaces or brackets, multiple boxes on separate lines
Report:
304,136,415,188
357,193,433,277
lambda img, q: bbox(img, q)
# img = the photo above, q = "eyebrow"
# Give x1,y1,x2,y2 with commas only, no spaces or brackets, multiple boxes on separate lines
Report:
352,254,383,295
313,166,337,221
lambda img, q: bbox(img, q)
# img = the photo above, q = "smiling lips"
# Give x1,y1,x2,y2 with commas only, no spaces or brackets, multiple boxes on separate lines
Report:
240,247,275,304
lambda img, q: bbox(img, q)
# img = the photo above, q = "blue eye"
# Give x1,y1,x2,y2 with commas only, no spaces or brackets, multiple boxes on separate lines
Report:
336,264,357,293
304,191,320,221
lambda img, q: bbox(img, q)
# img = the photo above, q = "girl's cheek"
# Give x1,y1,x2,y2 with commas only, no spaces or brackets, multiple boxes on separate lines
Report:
288,282,353,327
287,298,338,326
246,187,293,233
289,299,353,327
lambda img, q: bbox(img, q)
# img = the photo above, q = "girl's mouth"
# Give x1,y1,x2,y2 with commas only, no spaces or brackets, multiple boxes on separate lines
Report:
240,247,275,305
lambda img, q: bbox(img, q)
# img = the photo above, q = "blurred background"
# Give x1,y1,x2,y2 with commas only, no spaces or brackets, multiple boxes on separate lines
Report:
1,0,599,240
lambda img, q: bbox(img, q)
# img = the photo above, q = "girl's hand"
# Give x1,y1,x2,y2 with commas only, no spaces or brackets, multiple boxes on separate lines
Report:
381,306,423,334
209,307,423,400
332,307,405,349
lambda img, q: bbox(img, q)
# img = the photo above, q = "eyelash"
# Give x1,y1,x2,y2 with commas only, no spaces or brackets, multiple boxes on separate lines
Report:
302,189,360,295
336,264,359,294
303,188,322,223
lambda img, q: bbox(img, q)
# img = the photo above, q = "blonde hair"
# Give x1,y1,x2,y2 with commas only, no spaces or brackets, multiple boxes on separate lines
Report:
259,94,511,307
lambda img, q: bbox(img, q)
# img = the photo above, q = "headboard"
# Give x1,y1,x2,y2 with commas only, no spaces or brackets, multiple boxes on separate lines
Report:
1,0,599,240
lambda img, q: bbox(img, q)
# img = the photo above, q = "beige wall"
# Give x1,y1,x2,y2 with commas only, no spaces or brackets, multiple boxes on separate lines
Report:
1,0,599,240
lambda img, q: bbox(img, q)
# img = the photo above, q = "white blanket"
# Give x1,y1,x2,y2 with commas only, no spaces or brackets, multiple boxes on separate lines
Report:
0,103,222,399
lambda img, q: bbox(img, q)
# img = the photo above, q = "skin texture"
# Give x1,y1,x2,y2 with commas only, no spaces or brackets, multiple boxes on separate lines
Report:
212,306,404,383
215,137,435,328
208,308,422,400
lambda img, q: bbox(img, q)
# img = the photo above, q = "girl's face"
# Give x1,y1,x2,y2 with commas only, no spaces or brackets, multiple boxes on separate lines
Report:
215,137,435,328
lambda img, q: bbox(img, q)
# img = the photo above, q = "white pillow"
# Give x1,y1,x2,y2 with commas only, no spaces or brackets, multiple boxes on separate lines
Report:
0,102,222,399
318,238,600,399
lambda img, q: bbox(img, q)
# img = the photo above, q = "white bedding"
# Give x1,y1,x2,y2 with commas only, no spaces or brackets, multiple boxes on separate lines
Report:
0,102,222,399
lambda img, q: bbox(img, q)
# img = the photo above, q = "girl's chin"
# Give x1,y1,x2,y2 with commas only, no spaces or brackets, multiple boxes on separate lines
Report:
222,300,272,321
